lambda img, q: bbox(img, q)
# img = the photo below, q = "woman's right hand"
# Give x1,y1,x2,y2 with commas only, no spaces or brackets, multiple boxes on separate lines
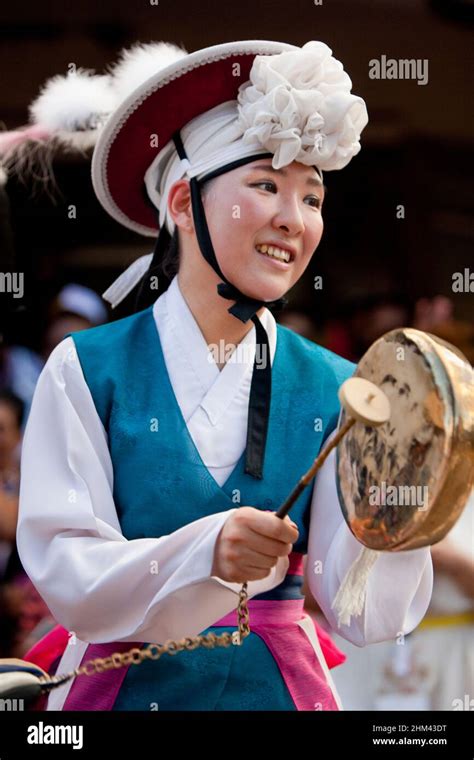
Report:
211,506,299,583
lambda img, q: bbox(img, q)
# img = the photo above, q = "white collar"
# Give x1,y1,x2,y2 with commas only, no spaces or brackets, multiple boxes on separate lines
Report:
153,275,277,426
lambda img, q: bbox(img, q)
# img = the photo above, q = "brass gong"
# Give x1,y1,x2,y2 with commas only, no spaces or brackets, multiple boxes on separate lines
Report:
336,328,474,551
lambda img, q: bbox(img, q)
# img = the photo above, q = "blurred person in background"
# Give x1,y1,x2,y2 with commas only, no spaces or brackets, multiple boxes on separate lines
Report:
0,389,54,658
277,310,321,344
42,283,108,360
0,390,23,576
0,283,108,430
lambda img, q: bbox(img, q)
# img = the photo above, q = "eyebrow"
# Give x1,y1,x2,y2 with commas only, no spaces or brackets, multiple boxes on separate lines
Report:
249,163,324,189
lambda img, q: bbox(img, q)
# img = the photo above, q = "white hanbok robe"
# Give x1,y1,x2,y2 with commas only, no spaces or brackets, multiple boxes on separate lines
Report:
16,275,433,709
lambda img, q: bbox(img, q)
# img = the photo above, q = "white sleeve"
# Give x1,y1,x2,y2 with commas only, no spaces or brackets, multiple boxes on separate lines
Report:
306,438,433,647
16,337,288,645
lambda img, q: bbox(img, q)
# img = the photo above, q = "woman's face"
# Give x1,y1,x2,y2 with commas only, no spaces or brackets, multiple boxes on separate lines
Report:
200,157,325,302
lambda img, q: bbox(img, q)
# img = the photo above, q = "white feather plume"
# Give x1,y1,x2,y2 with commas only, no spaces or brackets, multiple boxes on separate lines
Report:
29,70,116,132
110,41,188,103
27,41,188,137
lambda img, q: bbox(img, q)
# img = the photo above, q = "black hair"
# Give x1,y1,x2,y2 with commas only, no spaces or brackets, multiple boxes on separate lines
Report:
160,225,180,281
0,389,25,429
133,226,180,312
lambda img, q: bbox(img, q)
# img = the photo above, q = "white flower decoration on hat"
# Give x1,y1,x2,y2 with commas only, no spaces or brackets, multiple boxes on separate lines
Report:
236,41,368,171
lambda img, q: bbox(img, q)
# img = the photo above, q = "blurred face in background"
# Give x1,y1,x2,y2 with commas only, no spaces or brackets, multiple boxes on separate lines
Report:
0,402,21,462
42,314,92,359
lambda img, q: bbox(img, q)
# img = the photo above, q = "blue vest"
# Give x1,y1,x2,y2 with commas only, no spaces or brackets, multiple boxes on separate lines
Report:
69,305,355,710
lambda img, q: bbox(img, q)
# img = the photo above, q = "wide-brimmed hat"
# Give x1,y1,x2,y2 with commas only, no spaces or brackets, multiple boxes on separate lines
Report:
92,39,368,237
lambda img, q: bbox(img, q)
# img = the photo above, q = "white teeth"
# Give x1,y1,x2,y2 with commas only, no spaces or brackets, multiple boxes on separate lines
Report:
256,244,291,263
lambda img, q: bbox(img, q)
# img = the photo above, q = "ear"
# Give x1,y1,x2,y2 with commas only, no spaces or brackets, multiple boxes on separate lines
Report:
167,179,194,233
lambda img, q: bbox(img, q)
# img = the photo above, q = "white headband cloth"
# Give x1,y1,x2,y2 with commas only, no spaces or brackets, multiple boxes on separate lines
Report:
144,41,367,236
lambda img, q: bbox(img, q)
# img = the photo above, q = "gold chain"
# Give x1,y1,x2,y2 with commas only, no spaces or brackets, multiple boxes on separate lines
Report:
39,582,250,692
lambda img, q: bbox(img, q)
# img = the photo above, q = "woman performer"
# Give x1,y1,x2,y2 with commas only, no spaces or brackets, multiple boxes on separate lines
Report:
16,39,433,711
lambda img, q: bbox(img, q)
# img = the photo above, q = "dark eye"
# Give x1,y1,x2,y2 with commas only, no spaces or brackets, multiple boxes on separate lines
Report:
251,181,276,192
251,181,322,209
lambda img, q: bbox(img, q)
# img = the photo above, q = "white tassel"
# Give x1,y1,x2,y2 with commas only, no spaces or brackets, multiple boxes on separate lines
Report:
102,253,153,308
331,546,379,627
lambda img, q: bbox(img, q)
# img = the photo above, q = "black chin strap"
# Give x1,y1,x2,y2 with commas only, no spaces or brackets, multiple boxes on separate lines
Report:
134,223,172,312
169,131,289,479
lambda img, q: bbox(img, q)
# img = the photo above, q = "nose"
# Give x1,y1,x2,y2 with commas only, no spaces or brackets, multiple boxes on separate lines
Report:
272,193,305,237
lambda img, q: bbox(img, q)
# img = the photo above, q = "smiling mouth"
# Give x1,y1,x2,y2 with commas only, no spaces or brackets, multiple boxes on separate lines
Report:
255,244,294,263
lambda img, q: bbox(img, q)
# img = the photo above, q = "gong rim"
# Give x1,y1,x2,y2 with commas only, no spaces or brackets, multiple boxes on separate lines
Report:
401,331,474,550
336,328,474,551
